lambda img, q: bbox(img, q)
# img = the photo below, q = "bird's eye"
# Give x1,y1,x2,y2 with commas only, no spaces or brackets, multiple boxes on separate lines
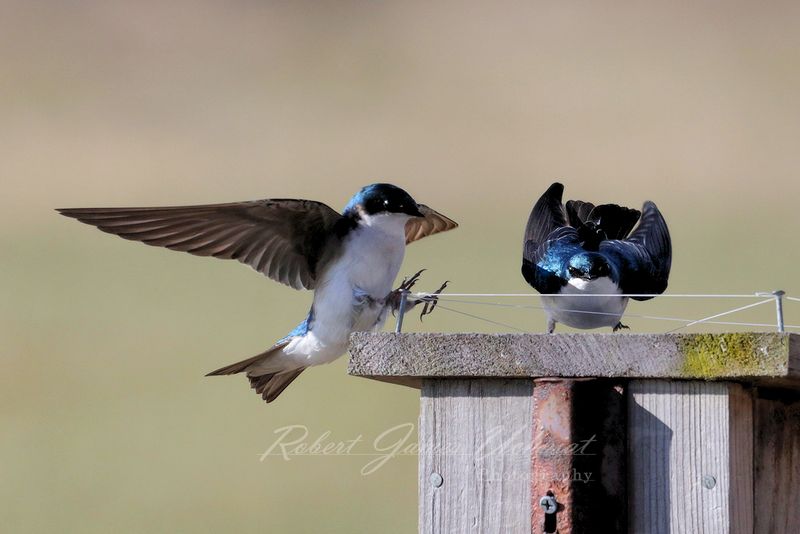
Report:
383,199,389,207
568,266,581,277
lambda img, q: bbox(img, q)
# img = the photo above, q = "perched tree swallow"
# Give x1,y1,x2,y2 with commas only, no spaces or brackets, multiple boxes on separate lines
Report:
58,183,457,403
521,182,671,333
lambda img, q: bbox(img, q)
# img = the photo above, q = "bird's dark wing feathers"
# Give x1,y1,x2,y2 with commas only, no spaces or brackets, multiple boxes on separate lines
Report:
57,199,343,290
565,200,595,228
600,201,672,300
522,183,572,293
523,183,671,298
588,204,641,240
566,200,641,240
404,205,459,244
523,182,567,252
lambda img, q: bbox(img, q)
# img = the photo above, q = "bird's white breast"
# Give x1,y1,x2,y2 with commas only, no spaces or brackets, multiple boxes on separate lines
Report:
284,213,408,366
542,276,628,329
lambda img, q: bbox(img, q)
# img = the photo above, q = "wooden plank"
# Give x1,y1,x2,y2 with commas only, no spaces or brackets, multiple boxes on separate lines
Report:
419,379,533,534
627,381,754,534
728,384,754,534
754,389,800,534
348,333,800,388
530,379,627,534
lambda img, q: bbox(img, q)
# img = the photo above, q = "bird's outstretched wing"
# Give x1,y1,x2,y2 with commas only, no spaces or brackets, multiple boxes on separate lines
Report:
523,182,568,254
404,205,458,244
521,183,582,293
57,199,343,290
599,201,672,300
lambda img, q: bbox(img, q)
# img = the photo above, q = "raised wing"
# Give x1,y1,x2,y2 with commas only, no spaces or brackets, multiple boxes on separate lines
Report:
404,205,458,244
57,199,343,290
600,201,672,300
521,183,574,293
523,182,568,254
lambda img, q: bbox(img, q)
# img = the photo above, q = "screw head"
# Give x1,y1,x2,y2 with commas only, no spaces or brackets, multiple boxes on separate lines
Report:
430,472,443,488
702,475,716,489
539,494,557,514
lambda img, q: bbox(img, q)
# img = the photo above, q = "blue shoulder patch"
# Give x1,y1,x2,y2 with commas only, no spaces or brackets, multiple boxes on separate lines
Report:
279,308,315,343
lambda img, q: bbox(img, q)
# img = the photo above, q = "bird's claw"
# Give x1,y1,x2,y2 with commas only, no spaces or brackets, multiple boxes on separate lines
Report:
613,322,630,332
418,280,449,320
388,270,449,321
399,269,425,292
389,269,426,316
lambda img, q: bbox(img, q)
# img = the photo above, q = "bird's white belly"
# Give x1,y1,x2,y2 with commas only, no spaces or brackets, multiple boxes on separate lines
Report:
542,277,628,329
284,221,406,366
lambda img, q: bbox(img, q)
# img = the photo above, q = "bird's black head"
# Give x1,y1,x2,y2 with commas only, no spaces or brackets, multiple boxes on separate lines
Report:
567,253,611,281
344,183,424,218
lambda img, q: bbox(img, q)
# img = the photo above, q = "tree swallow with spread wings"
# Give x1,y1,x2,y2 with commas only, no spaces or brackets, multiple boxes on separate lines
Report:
521,182,671,333
58,183,457,403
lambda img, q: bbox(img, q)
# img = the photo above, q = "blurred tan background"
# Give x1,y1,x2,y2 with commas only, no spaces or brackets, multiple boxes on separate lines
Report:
2,1,799,532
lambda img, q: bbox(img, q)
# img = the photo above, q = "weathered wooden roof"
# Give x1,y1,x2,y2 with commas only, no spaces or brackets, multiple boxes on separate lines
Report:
348,332,800,389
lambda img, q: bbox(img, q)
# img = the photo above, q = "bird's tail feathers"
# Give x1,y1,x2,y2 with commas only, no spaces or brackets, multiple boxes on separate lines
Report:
206,341,306,403
205,341,289,376
248,368,305,403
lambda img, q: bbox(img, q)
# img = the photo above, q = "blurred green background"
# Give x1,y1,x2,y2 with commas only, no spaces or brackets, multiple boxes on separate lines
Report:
2,1,800,532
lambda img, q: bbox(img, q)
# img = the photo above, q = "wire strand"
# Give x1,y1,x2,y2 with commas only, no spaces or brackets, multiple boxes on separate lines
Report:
412,292,780,299
664,299,774,333
432,301,800,331
403,291,796,333
435,304,528,332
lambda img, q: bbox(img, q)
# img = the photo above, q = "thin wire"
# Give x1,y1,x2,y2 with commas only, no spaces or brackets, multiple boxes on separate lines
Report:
413,292,775,299
438,298,695,321
433,297,774,325
663,299,773,333
433,301,800,331
435,304,528,332
408,291,798,333
435,298,545,309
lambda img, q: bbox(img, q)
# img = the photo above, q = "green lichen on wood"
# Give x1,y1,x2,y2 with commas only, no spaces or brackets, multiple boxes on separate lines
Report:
679,333,786,378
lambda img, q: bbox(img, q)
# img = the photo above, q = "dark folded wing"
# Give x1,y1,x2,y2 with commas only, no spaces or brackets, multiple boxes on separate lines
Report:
404,205,458,244
599,201,672,300
57,199,343,290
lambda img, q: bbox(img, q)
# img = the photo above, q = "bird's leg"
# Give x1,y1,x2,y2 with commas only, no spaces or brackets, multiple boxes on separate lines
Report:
613,322,630,332
547,318,557,334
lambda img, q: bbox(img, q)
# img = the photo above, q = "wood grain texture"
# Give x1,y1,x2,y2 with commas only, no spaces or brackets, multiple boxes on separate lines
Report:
754,390,800,534
419,379,533,534
728,385,754,534
348,333,799,387
627,381,754,534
